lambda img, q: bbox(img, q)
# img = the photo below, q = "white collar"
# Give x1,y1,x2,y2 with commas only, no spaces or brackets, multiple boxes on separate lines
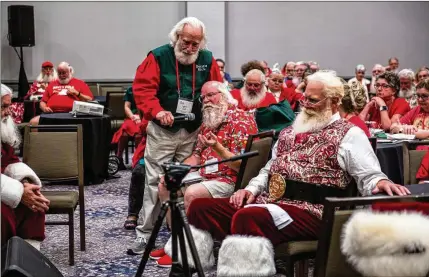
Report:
329,112,341,124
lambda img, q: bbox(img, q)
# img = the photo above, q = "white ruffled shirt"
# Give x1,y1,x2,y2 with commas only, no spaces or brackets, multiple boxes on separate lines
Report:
245,113,389,198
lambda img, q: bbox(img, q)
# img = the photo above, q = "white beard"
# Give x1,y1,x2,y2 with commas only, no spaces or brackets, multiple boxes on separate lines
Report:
292,107,333,135
174,43,199,65
202,101,228,130
292,77,302,87
59,77,72,85
36,72,56,83
240,87,267,108
1,116,21,149
399,87,416,99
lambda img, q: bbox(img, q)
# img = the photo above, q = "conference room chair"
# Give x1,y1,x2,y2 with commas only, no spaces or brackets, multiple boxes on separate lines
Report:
402,141,429,185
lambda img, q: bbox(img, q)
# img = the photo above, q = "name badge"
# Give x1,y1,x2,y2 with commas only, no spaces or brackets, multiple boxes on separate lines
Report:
205,158,218,174
176,98,193,114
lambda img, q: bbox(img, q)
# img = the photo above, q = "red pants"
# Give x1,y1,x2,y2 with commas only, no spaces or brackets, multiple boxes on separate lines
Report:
111,119,141,144
1,203,46,246
187,198,321,246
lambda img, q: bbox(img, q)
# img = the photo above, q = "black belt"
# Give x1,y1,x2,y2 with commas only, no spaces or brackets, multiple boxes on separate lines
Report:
281,179,353,205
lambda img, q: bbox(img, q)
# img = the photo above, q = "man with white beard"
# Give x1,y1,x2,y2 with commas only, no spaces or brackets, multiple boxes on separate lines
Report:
292,61,309,87
130,17,222,251
29,61,94,125
136,81,258,266
230,69,277,111
177,71,410,276
25,61,57,101
1,84,50,250
369,64,385,97
398,68,418,108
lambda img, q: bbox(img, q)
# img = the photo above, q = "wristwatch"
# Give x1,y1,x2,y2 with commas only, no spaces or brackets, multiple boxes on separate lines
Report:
379,106,388,111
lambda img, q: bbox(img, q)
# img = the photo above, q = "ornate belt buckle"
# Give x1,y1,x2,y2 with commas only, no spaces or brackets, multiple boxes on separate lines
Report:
268,173,286,201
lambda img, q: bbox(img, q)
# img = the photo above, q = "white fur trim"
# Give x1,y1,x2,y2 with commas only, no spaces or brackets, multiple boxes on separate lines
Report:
217,235,276,277
164,225,214,269
341,210,429,277
1,174,24,208
4,162,42,187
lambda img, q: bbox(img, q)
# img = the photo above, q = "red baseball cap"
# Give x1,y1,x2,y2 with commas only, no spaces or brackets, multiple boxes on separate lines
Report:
42,61,54,68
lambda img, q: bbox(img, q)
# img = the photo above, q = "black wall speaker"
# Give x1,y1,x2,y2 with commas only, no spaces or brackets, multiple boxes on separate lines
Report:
7,5,35,47
1,237,63,277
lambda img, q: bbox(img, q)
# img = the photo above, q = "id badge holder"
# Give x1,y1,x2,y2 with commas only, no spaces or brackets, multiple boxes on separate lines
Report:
205,158,219,174
176,98,193,114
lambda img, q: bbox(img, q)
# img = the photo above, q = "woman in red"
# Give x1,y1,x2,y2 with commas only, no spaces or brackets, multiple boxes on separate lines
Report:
359,72,410,131
339,80,370,137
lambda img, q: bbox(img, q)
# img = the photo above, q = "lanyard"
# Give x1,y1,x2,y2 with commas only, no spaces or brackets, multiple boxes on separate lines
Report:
175,59,196,100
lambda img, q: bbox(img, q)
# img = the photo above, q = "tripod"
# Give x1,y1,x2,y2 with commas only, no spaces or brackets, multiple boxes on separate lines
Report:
135,163,205,277
134,151,259,277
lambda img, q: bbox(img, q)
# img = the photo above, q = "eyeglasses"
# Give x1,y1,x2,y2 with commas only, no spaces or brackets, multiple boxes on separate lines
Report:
374,83,391,89
418,74,429,79
417,94,429,101
270,79,283,84
299,97,327,107
245,82,262,89
199,91,219,102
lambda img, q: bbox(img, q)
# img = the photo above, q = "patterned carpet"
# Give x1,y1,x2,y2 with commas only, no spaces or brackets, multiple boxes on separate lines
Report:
40,167,292,277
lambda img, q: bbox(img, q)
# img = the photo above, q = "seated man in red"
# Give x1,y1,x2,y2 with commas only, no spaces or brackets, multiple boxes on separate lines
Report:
111,86,145,170
230,69,277,111
26,61,57,101
29,62,94,125
1,84,50,250
173,71,410,275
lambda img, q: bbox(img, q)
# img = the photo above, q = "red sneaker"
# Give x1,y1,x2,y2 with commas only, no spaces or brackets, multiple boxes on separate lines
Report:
156,254,172,268
149,248,166,260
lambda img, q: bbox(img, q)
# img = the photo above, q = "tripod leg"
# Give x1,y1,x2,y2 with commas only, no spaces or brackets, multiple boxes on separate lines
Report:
177,202,206,277
169,203,191,277
135,201,169,277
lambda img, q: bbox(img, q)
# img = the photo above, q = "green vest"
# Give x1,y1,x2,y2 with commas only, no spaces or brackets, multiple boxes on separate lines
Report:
150,44,213,133
255,100,296,139
124,87,137,114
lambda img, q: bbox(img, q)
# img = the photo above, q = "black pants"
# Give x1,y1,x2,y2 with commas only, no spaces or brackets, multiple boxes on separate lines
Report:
128,164,145,218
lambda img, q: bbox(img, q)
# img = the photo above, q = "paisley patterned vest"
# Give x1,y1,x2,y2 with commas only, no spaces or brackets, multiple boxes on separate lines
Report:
256,119,354,219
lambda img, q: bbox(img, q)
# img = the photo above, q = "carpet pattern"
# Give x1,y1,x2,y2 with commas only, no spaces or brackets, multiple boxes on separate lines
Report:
40,169,294,277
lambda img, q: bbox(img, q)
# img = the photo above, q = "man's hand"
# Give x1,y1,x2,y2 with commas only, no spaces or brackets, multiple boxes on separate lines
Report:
402,125,418,135
198,132,218,148
21,182,50,212
372,180,411,196
43,106,53,113
131,114,141,124
229,189,255,209
156,111,174,126
67,87,79,96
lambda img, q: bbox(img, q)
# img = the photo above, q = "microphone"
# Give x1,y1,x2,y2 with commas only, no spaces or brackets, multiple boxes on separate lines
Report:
174,113,195,122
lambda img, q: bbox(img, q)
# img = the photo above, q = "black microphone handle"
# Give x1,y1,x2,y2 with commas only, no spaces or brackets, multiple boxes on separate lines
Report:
191,151,259,170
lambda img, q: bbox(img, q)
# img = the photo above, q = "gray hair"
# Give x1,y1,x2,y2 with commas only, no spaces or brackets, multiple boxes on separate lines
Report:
58,61,74,75
244,69,266,83
355,64,366,72
398,69,415,80
168,17,207,49
1,84,12,97
307,71,344,99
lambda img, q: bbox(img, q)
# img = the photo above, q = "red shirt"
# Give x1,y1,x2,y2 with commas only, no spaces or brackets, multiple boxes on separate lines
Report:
192,105,258,185
367,97,410,128
132,54,222,120
400,106,429,130
348,115,370,137
230,89,277,111
416,151,429,181
279,86,303,111
26,80,49,99
41,78,93,113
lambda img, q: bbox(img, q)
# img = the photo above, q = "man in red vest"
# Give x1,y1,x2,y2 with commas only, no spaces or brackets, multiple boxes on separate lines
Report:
128,17,222,254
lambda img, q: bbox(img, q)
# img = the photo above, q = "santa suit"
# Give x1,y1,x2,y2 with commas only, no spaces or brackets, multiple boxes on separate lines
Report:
41,78,94,113
230,88,277,111
1,142,45,246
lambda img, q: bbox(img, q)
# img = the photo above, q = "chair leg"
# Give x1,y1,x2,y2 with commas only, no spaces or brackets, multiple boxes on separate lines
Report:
125,142,129,164
285,258,295,277
296,260,309,277
69,211,75,266
79,203,86,251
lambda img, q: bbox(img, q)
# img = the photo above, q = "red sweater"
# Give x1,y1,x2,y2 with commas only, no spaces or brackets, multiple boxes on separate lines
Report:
132,53,222,120
41,78,94,113
348,115,370,137
230,89,277,111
